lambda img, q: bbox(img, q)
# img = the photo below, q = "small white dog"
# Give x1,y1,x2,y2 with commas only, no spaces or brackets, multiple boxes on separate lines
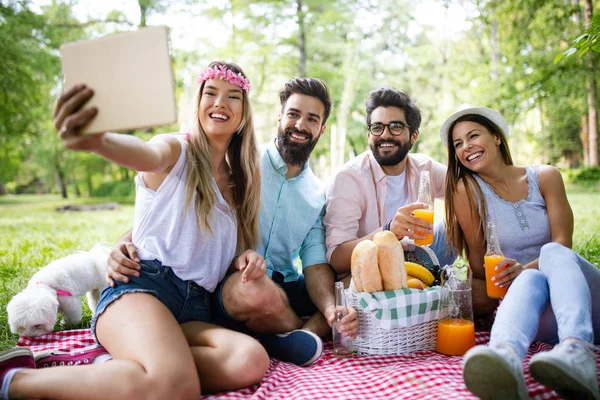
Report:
7,244,109,337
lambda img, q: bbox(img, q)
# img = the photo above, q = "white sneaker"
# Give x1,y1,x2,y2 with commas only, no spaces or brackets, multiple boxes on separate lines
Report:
529,340,600,400
463,343,530,400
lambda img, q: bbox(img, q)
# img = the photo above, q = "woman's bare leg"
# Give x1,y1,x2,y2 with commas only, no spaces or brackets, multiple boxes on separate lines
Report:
181,321,269,394
9,293,200,400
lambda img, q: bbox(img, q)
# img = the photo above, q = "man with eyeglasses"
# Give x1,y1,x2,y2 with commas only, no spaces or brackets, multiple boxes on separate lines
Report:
323,87,456,283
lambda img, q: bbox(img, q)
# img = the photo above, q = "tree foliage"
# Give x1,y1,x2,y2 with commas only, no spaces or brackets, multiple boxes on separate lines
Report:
556,12,600,62
1,2,53,184
461,0,598,166
0,0,598,194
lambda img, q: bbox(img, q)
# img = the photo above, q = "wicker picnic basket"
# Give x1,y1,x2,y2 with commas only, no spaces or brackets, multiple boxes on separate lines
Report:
346,243,444,356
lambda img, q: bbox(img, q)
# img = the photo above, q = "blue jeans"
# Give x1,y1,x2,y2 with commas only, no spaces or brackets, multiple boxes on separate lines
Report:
408,221,457,267
91,259,212,343
489,242,600,360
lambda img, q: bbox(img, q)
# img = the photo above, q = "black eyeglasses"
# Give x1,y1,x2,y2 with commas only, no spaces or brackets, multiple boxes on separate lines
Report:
368,121,410,136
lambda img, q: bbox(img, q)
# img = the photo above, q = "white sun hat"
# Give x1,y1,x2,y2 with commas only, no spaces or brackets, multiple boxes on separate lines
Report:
439,105,509,146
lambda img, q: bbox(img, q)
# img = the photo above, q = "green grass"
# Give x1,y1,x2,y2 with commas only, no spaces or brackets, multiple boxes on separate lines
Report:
1,190,599,351
566,188,600,266
0,194,135,350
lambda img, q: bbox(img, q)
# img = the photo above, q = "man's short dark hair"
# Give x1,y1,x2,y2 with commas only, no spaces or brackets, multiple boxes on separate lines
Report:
279,77,332,125
365,88,421,133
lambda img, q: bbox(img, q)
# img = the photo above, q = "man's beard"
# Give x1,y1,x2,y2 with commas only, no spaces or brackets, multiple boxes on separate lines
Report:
370,138,412,166
276,126,319,167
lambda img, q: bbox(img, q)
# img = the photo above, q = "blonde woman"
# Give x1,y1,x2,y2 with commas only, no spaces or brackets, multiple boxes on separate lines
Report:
441,107,599,400
0,61,269,399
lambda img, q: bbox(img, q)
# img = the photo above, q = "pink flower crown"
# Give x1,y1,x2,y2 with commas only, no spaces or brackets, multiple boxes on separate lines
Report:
195,65,251,93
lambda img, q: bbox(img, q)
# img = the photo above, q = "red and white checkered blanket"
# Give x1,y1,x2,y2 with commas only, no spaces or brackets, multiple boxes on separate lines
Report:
17,330,600,399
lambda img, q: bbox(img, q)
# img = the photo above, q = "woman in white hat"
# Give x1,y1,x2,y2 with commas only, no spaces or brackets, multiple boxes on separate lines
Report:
440,107,599,400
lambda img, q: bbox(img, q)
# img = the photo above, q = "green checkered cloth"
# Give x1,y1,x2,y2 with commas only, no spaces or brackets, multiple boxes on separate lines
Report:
356,287,445,329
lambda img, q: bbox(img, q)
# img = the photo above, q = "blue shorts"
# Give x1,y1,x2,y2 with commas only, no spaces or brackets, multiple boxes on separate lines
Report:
212,270,318,334
91,259,212,343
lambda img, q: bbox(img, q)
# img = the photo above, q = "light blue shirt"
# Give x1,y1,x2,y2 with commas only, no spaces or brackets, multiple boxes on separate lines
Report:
258,140,328,282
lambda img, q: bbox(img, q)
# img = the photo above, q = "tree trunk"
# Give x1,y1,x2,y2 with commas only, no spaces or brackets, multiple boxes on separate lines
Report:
86,162,93,196
296,0,307,77
74,178,81,197
581,114,590,167
139,3,147,27
584,0,598,166
230,0,237,53
346,135,360,159
331,43,359,172
490,10,499,80
56,160,68,199
573,0,586,166
329,124,338,178
586,68,598,166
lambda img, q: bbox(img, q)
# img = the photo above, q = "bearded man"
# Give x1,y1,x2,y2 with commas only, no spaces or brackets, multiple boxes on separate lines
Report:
211,77,359,367
323,87,499,316
324,87,455,280
107,77,359,367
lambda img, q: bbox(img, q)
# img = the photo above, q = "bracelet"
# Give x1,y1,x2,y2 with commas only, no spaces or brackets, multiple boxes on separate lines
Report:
384,220,392,232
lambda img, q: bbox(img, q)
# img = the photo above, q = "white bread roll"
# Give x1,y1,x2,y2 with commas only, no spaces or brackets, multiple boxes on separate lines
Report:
351,240,382,293
373,230,407,290
350,249,363,293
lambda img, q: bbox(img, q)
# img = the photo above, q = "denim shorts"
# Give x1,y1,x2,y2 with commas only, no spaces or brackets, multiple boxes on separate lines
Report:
91,259,212,343
212,271,318,334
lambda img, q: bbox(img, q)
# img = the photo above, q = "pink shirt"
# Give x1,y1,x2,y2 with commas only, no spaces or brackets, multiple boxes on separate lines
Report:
324,151,446,262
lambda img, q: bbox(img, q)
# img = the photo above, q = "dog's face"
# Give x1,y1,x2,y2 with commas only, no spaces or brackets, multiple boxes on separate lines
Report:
7,286,58,337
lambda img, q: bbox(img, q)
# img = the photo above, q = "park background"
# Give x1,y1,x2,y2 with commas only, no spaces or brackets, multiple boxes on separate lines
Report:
1,0,599,350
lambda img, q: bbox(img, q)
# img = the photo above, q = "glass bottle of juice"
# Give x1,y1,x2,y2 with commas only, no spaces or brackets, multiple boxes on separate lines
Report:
414,171,434,246
484,221,507,299
332,281,353,358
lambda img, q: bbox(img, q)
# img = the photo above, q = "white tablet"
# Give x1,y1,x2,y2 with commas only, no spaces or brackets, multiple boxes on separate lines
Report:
60,26,177,134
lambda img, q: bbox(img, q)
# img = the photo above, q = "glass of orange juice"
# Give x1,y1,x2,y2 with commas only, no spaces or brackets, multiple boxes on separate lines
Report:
413,209,434,245
484,221,507,299
484,255,507,299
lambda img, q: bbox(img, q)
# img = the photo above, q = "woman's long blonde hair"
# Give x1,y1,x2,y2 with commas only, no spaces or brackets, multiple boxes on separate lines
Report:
184,61,261,252
444,114,513,258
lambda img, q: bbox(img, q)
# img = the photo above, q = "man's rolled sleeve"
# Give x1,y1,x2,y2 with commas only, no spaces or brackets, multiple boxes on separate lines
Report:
323,172,365,262
299,208,328,270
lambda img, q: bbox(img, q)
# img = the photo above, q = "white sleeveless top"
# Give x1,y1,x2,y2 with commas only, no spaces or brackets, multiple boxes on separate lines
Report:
132,135,237,292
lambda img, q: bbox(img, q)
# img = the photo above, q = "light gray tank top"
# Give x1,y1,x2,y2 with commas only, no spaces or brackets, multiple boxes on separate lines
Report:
474,165,552,265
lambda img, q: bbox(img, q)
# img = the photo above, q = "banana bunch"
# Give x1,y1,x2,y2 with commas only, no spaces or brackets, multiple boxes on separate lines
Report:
405,262,435,287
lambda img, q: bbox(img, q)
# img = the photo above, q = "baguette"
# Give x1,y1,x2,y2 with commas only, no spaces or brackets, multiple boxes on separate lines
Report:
351,240,382,293
350,242,364,292
373,230,407,290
